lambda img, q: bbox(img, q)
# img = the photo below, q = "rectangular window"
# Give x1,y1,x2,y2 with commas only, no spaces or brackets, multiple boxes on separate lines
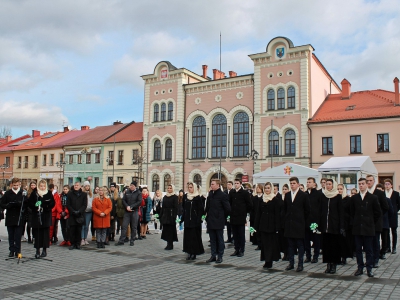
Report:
59,153,64,163
118,150,123,165
94,177,99,188
50,154,54,166
24,156,28,168
86,153,91,164
17,156,22,168
132,149,139,164
95,153,100,163
69,155,73,164
5,156,10,167
108,177,113,186
117,176,123,184
77,154,82,164
34,156,38,168
108,151,114,165
42,155,46,166
322,137,333,155
377,133,389,152
350,135,362,154
68,177,73,186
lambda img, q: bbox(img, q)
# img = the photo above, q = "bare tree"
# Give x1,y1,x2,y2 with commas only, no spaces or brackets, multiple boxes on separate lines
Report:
0,126,11,138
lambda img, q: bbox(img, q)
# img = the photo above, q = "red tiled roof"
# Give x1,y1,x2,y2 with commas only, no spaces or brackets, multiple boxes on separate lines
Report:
12,132,66,150
42,130,90,149
0,134,32,152
308,89,400,123
103,122,143,143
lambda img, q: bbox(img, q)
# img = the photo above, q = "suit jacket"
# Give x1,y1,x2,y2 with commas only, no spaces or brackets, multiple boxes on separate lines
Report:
229,187,252,225
306,188,321,226
372,188,389,232
0,189,24,226
350,192,381,236
205,189,231,230
389,190,400,228
283,189,310,239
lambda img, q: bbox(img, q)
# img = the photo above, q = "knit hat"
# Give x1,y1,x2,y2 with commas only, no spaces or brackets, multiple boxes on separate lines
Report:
110,182,117,188
83,181,90,186
130,181,137,187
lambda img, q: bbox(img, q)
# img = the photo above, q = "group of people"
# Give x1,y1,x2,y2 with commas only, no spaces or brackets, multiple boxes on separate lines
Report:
1,175,399,279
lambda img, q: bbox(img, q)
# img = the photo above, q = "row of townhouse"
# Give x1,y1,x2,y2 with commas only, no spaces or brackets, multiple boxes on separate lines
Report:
0,121,143,190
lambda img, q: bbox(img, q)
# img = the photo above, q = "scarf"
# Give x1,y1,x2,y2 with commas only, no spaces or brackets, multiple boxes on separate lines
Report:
12,188,20,194
166,184,175,197
340,185,347,199
323,181,339,198
37,188,48,198
142,193,148,203
386,189,393,199
367,185,376,194
186,189,199,201
263,192,276,203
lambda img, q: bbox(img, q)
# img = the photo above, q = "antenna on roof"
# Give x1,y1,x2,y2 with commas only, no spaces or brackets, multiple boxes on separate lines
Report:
62,120,66,127
219,32,222,74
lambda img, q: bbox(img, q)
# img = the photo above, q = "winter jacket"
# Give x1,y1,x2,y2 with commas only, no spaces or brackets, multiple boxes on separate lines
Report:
0,189,24,226
122,189,142,212
181,195,204,228
372,188,389,232
142,195,152,223
319,194,343,234
205,188,231,230
160,195,178,225
283,190,310,239
66,189,88,226
306,188,321,226
382,197,394,229
92,196,112,229
389,190,400,228
255,197,281,233
51,192,62,219
350,192,381,236
228,187,252,225
28,189,55,228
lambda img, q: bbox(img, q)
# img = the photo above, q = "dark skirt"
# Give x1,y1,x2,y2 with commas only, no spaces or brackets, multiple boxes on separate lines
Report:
161,224,178,243
260,231,281,262
33,227,50,249
183,227,204,255
322,233,341,264
339,228,354,258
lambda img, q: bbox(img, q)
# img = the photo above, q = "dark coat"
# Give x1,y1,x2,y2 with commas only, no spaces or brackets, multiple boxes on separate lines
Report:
205,189,231,230
283,189,310,239
319,194,343,234
28,189,55,228
389,190,400,228
250,195,262,224
0,189,24,226
160,195,178,225
66,188,88,226
372,188,389,232
228,187,252,225
182,194,204,228
255,197,281,233
122,189,142,211
306,188,321,226
342,196,352,230
142,195,153,223
382,197,394,229
350,192,381,236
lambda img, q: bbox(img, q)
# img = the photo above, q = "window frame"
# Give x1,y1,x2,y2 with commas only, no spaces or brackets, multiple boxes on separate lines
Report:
153,140,161,161
193,174,202,186
268,131,279,156
192,116,206,159
153,104,159,122
118,150,124,165
377,133,389,152
267,89,275,110
350,135,362,154
211,114,227,158
287,86,295,108
152,174,160,192
165,139,172,161
86,153,91,164
322,137,333,155
167,102,173,121
132,149,139,164
284,129,296,156
108,151,114,165
42,154,47,166
160,103,166,121
277,88,285,109
232,112,249,157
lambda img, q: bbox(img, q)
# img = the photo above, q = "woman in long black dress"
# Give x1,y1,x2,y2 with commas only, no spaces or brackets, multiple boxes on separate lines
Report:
338,184,353,264
28,180,55,258
182,182,204,260
255,182,281,269
320,179,343,274
250,184,263,248
160,184,178,250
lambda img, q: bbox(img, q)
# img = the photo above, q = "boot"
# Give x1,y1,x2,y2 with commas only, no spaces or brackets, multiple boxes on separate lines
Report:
35,249,41,259
101,242,105,248
330,264,337,274
324,263,331,273
96,242,100,248
110,233,115,241
41,249,47,257
186,254,192,260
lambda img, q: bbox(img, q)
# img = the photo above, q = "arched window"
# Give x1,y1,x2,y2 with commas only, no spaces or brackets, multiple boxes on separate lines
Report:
192,116,206,159
153,140,161,160
212,114,227,158
233,112,249,157
152,174,159,192
193,174,202,187
153,104,159,122
164,174,171,190
165,139,172,161
277,88,285,109
161,103,166,121
269,131,279,155
167,102,173,120
285,130,296,156
287,86,295,108
267,89,275,110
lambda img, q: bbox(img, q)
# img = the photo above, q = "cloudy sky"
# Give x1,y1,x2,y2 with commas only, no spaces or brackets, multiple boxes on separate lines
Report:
1,0,399,138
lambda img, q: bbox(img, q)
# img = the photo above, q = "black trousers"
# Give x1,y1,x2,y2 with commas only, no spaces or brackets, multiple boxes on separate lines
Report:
304,229,320,259
7,225,22,253
231,224,246,252
69,224,82,246
355,235,373,271
60,218,69,241
388,227,398,250
208,229,225,258
226,222,232,242
373,232,381,264
287,238,305,266
381,228,390,254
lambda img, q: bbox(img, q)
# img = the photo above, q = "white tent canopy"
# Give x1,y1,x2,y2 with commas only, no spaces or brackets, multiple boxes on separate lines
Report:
317,156,378,175
253,163,319,185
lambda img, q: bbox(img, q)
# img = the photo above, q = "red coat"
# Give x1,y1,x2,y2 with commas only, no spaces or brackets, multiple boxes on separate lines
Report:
92,196,112,229
51,192,63,219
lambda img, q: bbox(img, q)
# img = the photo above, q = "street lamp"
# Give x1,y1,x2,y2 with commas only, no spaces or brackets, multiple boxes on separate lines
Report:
246,149,259,182
56,161,66,186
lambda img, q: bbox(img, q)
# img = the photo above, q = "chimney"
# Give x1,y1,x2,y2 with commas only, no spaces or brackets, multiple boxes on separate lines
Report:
113,121,123,125
6,135,12,142
63,126,69,132
202,65,208,78
213,69,224,80
394,77,399,105
341,79,351,99
229,71,237,78
81,126,90,130
32,130,40,137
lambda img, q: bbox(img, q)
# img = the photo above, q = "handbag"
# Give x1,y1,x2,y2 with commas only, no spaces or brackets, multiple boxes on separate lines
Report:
75,215,84,224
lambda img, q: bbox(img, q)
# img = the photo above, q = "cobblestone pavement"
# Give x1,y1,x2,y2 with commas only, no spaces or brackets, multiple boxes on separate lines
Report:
0,225,399,300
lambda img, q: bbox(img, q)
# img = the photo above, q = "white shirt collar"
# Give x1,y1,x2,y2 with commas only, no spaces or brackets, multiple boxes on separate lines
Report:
360,190,367,200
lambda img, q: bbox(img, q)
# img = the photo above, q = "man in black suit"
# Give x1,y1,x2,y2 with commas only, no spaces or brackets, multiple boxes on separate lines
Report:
385,179,400,254
304,177,321,263
350,178,381,277
224,181,234,243
366,175,389,267
205,179,231,263
274,185,282,201
283,176,310,272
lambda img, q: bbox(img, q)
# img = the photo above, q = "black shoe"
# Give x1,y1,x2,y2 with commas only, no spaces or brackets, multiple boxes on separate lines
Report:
138,236,143,240
191,255,196,260
97,242,100,248
102,242,106,248
104,240,110,246
341,258,346,265
237,251,244,257
379,254,386,260
224,240,232,243
367,270,374,277
206,256,217,263
373,263,379,268
130,240,134,246
263,262,273,269
392,249,397,254
142,236,146,239
68,245,75,250
8,251,14,257
311,258,318,263
76,245,81,250
304,257,311,263
41,249,47,257
330,264,337,274
230,250,239,256
186,254,192,260
386,248,391,253
324,263,332,274
296,265,304,272
14,252,19,258
124,237,129,242
115,241,124,246
354,269,363,276
216,257,223,263
255,246,261,251
285,264,294,271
